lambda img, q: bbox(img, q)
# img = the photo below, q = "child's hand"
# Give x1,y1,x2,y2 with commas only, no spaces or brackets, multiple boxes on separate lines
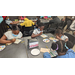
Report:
11,38,16,43
39,32,43,35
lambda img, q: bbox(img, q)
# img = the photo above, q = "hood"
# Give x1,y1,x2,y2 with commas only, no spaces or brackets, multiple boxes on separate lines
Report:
24,18,29,21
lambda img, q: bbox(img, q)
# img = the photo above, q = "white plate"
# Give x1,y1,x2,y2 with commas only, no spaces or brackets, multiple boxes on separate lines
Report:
31,49,40,55
43,39,50,43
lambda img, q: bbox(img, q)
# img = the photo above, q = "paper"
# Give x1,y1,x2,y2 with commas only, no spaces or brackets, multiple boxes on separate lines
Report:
40,48,50,53
49,37,55,40
41,34,48,38
14,39,22,44
0,45,6,51
6,43,12,45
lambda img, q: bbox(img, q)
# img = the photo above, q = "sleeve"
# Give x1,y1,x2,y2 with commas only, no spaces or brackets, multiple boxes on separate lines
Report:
43,52,51,58
20,32,23,37
64,35,68,40
33,29,37,34
32,21,35,25
4,31,9,38
6,20,12,25
20,22,25,26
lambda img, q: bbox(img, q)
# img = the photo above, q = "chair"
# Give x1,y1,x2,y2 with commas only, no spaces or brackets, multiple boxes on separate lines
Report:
64,33,75,47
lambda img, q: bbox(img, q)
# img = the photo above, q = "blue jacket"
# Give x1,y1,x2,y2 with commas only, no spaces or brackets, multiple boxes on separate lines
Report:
43,49,75,58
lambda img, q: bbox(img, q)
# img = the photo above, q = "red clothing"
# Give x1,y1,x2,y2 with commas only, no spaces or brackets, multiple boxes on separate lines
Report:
2,16,6,20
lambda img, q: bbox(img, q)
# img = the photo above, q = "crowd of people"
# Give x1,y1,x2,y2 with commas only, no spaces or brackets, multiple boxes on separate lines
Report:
0,16,75,58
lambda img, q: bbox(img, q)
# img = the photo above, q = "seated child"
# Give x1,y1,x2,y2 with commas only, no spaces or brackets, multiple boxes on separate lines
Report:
43,40,75,58
0,25,22,44
55,29,68,42
31,23,44,38
20,18,35,27
6,16,19,28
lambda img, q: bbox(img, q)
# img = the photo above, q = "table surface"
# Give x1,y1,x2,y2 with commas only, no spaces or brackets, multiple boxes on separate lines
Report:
40,19,51,23
0,38,27,58
0,33,56,58
25,33,55,58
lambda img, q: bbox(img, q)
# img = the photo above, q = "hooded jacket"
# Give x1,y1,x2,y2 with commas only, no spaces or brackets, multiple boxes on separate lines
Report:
20,18,35,27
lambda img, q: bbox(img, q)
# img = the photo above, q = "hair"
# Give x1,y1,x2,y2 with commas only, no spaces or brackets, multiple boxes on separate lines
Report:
55,29,64,35
38,23,44,27
51,40,73,53
12,25,20,31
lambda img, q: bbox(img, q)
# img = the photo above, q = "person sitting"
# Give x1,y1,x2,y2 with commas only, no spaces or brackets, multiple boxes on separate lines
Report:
43,40,75,58
20,18,35,33
19,16,26,20
0,25,22,44
31,23,44,38
55,29,68,42
5,16,19,29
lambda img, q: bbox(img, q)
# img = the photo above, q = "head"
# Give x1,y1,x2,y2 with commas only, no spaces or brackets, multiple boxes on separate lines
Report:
24,18,29,21
12,25,20,35
38,23,45,31
51,40,73,56
6,16,9,20
55,29,64,38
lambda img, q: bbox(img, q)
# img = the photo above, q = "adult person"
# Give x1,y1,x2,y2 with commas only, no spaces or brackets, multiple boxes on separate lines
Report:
63,16,75,31
5,16,19,29
0,25,22,44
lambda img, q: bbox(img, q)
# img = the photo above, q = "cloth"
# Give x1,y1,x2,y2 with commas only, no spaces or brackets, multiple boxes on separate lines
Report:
70,20,75,30
0,16,3,23
20,16,26,20
43,49,75,58
2,16,6,20
33,29,43,35
6,20,12,25
4,31,22,40
20,18,34,27
61,35,68,41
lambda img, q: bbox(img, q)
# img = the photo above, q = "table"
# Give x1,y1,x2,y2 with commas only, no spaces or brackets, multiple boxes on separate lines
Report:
0,38,27,58
25,33,56,58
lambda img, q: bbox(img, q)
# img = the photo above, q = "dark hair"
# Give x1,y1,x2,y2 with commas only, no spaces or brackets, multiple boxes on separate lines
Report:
55,29,63,35
38,23,44,27
51,40,73,53
12,25,19,30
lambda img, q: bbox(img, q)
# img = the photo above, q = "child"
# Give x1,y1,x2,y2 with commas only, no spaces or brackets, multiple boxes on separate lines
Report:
55,29,68,42
31,23,44,38
6,16,19,28
43,40,75,58
0,25,22,44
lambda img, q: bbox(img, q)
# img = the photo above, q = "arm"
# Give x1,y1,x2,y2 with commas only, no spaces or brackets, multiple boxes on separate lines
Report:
31,32,43,38
20,22,25,26
65,38,68,42
0,35,16,44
